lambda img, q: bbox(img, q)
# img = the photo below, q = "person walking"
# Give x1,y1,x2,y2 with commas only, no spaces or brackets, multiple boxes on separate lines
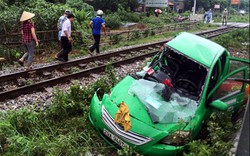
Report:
222,8,228,26
206,9,212,23
203,11,208,23
88,10,106,55
55,13,75,62
18,11,39,70
57,10,71,41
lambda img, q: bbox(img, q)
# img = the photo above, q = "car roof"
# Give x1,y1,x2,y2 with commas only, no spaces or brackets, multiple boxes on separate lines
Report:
166,32,226,67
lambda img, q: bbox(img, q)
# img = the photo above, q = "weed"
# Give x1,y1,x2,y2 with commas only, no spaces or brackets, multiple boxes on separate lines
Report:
70,66,80,73
117,146,137,156
143,29,150,38
112,34,123,45
130,31,141,41
150,29,155,36
25,79,34,86
212,28,249,52
184,111,241,156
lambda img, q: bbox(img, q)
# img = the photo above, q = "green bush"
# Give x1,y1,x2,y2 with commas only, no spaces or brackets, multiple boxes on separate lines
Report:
182,11,192,17
66,0,91,11
114,4,140,23
105,13,121,29
111,34,123,44
184,111,241,156
141,16,165,27
0,0,93,33
130,31,140,40
212,29,249,50
0,46,20,61
142,29,150,37
150,29,155,36
228,7,238,15
126,12,140,22
161,16,172,24
228,13,250,22
8,109,39,135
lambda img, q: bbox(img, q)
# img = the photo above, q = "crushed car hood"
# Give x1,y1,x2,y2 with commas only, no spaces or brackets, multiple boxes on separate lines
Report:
103,76,197,131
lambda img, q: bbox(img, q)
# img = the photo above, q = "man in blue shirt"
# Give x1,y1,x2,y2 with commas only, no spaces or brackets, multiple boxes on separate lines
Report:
88,10,106,55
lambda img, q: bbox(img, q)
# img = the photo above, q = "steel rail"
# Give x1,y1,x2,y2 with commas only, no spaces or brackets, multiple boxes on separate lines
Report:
0,40,166,83
0,51,156,100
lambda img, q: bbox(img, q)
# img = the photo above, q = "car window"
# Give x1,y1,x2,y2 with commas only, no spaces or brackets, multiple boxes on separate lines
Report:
228,60,248,76
207,61,219,93
219,52,227,76
213,70,244,100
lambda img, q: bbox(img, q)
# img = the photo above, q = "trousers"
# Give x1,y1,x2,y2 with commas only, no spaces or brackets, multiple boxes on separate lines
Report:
57,36,72,61
22,40,35,67
89,34,101,53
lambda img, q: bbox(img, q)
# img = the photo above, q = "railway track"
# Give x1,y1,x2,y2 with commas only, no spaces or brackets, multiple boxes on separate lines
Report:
0,26,242,101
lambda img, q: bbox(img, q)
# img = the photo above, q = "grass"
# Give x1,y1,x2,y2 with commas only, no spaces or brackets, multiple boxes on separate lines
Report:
0,68,118,155
213,13,250,23
101,22,219,52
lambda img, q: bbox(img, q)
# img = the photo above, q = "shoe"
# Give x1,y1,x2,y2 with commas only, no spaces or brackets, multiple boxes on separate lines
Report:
25,66,33,71
55,56,60,61
18,60,24,66
88,50,93,56
55,57,67,62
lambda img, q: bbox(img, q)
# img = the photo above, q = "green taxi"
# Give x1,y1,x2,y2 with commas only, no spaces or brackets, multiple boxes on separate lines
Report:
89,32,249,155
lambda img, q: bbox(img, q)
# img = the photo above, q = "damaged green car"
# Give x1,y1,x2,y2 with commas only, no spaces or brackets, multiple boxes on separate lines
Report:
89,32,249,155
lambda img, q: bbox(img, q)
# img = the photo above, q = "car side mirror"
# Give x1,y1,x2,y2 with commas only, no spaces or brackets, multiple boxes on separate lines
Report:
210,100,229,111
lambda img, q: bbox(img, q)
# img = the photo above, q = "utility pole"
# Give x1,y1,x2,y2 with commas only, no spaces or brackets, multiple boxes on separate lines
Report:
144,0,146,12
192,0,196,15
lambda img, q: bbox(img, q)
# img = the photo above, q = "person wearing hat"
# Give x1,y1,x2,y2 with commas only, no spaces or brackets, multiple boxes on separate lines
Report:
18,11,39,70
88,10,106,55
57,10,71,41
55,13,75,62
222,8,228,26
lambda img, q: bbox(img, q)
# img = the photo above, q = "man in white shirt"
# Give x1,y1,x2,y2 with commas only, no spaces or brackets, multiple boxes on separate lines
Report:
57,10,71,41
55,13,75,62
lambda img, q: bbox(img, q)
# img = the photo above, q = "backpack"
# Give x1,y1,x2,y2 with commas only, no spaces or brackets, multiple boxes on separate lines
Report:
59,16,67,30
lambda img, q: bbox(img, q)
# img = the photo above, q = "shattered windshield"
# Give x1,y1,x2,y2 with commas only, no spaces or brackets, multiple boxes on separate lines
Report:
137,47,208,101
131,47,208,123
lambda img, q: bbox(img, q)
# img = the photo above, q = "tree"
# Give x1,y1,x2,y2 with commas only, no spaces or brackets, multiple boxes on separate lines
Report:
239,0,249,11
184,0,229,12
210,0,229,11
93,0,132,12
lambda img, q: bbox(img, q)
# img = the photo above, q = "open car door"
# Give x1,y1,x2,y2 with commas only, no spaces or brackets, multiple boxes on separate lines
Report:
208,57,249,111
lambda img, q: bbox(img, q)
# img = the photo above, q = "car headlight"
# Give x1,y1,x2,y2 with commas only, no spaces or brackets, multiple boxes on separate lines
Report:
160,131,191,146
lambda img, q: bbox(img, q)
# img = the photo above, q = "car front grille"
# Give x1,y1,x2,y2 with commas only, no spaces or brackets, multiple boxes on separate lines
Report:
102,106,152,145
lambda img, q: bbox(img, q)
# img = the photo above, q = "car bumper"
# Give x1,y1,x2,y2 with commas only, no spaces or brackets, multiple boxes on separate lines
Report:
89,92,184,156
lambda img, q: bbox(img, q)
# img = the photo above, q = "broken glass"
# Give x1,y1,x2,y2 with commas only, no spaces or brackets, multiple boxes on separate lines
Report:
128,79,198,123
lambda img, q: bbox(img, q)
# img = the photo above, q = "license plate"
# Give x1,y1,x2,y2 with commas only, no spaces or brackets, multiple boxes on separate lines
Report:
103,129,129,148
